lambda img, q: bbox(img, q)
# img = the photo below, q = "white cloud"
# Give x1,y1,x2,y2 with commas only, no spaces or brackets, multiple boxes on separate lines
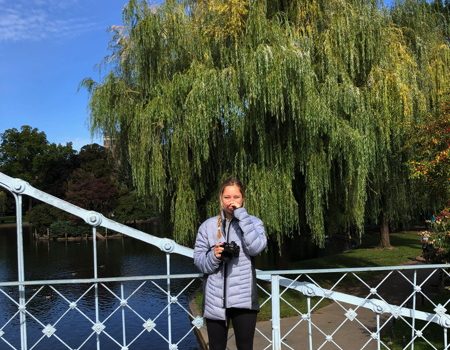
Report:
0,0,100,42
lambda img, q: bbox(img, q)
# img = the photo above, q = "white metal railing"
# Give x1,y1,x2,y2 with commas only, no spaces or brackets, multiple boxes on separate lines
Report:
256,265,450,350
1,172,450,350
0,274,204,350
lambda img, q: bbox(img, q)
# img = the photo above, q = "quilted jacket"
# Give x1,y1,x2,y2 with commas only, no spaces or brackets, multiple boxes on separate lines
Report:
193,207,267,320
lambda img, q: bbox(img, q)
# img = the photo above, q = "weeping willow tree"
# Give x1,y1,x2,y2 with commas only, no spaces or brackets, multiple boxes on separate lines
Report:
83,0,449,248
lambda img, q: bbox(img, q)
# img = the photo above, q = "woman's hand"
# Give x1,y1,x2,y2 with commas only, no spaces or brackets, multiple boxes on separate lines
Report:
214,242,224,259
229,201,241,210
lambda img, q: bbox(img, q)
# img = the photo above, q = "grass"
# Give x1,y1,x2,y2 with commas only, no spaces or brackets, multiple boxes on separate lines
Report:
288,231,423,270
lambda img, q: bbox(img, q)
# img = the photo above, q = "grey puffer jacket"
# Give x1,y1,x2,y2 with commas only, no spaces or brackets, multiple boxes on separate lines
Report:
194,207,267,320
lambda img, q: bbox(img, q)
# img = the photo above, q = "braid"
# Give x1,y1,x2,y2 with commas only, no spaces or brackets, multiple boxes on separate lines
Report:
217,215,222,239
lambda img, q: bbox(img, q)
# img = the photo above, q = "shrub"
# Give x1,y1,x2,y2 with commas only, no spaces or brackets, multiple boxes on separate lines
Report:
49,220,90,238
419,207,450,263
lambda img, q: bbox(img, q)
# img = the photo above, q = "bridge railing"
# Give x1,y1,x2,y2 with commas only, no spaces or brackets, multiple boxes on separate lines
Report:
1,172,449,350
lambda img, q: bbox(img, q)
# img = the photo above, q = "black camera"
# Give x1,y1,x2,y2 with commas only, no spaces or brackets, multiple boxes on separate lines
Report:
220,241,240,262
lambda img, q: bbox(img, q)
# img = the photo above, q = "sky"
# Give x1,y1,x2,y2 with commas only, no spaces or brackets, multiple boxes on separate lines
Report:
0,0,132,150
0,0,400,152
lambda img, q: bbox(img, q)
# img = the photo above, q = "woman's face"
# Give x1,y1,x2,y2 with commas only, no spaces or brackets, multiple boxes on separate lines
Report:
220,184,244,217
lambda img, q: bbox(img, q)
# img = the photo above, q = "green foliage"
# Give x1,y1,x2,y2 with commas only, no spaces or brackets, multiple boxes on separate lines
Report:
113,191,158,223
65,144,119,216
49,220,90,238
0,126,48,183
77,143,111,177
0,125,77,196
0,126,158,232
85,0,450,245
26,204,67,235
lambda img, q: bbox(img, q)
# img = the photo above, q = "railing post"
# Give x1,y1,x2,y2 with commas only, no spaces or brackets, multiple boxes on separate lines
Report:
271,274,281,350
92,226,101,350
411,270,417,350
376,314,381,350
120,284,127,348
166,253,173,348
15,193,27,350
307,297,313,350
444,328,448,349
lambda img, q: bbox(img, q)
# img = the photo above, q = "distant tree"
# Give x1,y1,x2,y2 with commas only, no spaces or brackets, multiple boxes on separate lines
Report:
65,168,119,214
0,126,76,192
113,191,158,224
0,126,76,214
0,127,151,232
77,143,111,177
26,204,66,235
65,145,119,216
33,143,77,197
0,126,48,183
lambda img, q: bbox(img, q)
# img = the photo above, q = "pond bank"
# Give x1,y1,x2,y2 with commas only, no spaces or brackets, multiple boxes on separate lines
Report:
32,231,124,241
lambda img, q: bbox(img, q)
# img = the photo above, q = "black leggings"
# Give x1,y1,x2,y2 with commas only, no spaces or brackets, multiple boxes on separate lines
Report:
206,308,258,350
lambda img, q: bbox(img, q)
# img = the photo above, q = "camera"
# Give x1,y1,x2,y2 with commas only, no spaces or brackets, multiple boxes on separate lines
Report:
220,241,240,262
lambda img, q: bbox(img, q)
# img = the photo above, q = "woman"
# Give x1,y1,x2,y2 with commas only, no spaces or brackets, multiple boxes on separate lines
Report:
194,177,267,350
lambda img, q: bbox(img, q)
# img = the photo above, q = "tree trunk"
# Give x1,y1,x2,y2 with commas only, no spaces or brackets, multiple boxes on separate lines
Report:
379,212,391,248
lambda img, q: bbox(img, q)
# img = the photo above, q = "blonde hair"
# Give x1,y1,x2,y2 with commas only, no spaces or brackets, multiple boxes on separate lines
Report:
217,215,222,239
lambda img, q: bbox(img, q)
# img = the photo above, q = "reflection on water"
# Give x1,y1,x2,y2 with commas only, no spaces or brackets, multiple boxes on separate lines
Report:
0,225,201,350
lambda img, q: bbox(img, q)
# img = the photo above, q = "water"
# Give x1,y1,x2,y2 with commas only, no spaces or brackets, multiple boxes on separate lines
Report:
0,225,202,350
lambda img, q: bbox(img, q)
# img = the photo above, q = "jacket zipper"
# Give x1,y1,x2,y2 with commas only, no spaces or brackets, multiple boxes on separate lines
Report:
222,218,231,309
